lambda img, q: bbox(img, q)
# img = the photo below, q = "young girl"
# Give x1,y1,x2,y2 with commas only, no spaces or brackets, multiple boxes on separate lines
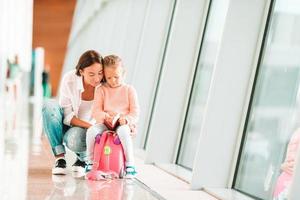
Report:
86,55,140,178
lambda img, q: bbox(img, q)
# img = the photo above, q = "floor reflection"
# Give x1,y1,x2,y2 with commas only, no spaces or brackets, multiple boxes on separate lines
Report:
29,169,164,200
47,177,152,200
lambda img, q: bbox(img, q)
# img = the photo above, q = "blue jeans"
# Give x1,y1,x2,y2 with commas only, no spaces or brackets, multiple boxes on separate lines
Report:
42,99,87,161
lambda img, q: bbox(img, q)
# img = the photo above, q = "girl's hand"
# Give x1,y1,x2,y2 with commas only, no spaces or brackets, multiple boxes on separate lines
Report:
105,114,113,124
118,117,127,125
107,111,117,117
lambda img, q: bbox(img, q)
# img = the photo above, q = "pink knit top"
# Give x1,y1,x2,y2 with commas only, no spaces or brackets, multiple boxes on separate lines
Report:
92,83,140,127
281,128,300,175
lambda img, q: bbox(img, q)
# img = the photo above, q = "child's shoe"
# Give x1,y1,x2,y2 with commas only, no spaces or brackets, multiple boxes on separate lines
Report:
125,166,137,179
85,163,93,173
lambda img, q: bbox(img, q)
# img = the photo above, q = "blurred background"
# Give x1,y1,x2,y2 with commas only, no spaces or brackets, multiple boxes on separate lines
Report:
1,0,300,199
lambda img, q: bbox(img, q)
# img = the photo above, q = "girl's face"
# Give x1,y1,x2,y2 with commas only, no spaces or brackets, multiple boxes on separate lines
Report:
80,63,103,87
104,64,124,88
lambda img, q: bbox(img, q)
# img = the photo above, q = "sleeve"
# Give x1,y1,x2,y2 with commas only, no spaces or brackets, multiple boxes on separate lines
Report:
280,132,300,175
58,74,75,126
92,86,107,123
125,86,140,124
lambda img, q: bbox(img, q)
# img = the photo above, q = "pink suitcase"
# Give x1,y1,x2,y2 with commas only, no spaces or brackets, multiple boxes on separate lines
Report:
86,131,126,180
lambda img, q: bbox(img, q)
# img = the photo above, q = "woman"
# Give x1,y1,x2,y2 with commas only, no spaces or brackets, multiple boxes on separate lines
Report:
42,50,103,175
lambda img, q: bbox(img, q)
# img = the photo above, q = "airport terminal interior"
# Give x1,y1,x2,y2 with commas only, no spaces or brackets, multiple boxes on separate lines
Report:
1,0,300,199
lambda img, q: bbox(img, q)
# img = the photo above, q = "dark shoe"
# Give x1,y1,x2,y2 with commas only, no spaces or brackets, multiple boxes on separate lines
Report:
85,164,93,173
52,158,67,175
72,159,86,173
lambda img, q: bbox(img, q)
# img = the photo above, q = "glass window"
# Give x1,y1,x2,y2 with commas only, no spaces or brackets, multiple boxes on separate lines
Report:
234,2,300,199
176,0,230,169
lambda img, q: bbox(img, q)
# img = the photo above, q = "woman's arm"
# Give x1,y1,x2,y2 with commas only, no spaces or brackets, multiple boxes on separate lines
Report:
58,74,76,126
70,117,92,129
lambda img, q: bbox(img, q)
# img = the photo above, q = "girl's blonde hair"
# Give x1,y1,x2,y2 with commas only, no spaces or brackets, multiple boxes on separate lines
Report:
103,55,122,68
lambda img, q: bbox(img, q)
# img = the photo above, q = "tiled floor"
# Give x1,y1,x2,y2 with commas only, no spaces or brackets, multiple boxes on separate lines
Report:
0,74,217,200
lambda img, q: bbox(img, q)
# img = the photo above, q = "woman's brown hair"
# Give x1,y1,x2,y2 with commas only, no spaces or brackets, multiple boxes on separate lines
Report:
75,50,103,76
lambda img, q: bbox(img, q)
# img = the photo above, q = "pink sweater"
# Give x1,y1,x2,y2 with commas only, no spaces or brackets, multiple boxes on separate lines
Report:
92,83,140,126
281,128,300,175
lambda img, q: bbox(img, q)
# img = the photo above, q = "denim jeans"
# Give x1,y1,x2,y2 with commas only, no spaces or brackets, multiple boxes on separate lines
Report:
42,99,87,161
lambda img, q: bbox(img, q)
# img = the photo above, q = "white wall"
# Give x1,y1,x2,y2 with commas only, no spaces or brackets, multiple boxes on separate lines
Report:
129,0,176,147
191,0,271,189
0,0,33,72
0,0,33,137
145,0,210,163
0,0,33,99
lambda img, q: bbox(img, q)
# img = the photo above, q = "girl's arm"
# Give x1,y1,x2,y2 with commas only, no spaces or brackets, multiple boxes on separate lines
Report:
124,86,140,124
92,86,108,123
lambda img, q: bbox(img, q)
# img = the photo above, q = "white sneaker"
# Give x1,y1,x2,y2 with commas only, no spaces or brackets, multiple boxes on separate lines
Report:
71,159,86,174
52,158,67,175
125,166,137,179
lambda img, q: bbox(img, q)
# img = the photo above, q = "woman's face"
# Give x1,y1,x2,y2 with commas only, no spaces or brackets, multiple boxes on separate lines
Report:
80,63,103,87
